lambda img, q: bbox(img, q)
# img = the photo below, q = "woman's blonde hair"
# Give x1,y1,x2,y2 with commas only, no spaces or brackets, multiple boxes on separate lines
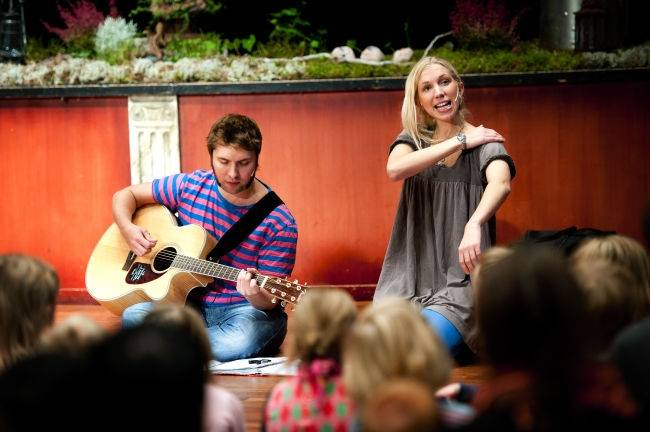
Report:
402,56,467,149
287,287,357,363
0,254,59,370
343,298,452,406
572,234,650,320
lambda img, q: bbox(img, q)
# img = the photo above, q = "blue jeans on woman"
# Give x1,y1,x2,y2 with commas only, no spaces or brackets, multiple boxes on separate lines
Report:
122,301,287,362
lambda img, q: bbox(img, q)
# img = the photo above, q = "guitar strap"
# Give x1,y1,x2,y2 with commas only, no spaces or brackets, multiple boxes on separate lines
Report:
206,189,283,262
185,187,283,306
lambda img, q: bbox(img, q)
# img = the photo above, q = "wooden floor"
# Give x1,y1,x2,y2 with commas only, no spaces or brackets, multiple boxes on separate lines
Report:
55,304,488,432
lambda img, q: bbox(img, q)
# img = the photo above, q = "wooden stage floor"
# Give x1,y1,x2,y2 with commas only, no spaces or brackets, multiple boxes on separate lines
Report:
55,304,487,432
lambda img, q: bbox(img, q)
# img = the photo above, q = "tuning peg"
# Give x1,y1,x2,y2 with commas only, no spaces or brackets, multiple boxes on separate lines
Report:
290,296,296,301
271,288,276,293
294,279,299,284
275,278,281,283
281,292,286,297
271,297,277,304
280,300,286,308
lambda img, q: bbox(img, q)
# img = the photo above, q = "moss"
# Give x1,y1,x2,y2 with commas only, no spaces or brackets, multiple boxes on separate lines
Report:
432,44,583,73
304,59,412,79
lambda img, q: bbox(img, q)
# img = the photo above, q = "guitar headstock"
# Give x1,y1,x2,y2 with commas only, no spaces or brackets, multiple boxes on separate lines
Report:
261,276,307,308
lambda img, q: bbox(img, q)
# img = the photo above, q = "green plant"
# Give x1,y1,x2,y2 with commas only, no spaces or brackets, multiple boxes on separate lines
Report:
166,33,256,60
64,33,96,58
25,38,66,62
95,17,139,64
267,7,326,55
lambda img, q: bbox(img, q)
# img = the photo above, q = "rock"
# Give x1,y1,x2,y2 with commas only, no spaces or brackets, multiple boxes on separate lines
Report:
392,47,414,63
331,46,356,62
360,46,384,62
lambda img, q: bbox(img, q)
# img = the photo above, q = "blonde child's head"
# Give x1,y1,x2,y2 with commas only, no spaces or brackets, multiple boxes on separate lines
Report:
287,287,357,363
572,234,650,319
343,297,452,406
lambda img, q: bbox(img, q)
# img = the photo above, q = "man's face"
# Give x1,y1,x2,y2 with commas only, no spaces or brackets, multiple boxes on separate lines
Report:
211,145,258,196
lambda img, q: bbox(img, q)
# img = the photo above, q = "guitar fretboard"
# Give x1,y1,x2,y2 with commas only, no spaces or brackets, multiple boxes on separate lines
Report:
172,254,266,285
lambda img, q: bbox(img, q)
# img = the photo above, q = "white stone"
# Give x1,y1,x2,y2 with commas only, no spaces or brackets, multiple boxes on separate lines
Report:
331,46,356,62
392,47,414,63
360,46,384,62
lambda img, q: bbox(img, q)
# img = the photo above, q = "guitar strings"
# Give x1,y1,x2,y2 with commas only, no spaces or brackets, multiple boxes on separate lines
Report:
136,249,285,286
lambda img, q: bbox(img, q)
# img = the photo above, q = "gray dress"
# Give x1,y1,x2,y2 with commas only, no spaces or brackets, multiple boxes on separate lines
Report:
375,132,516,349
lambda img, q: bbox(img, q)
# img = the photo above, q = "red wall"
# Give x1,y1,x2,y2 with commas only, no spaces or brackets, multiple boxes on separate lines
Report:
0,98,130,293
1,81,648,298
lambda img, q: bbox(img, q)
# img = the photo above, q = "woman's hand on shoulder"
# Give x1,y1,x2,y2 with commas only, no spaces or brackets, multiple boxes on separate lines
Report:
464,124,504,150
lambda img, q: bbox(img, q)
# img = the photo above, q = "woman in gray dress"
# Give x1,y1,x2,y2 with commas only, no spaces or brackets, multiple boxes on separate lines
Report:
374,56,516,358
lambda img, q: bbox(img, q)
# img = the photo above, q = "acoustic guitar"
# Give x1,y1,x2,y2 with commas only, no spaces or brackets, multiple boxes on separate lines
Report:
85,204,306,315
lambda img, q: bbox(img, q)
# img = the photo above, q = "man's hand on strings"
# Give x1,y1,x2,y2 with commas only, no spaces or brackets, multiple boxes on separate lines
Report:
236,268,262,298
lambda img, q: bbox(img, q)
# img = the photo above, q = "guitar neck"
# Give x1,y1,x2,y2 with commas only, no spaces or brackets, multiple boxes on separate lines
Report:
172,254,266,285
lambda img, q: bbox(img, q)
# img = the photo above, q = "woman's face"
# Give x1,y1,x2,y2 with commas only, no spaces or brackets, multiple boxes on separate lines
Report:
417,64,461,124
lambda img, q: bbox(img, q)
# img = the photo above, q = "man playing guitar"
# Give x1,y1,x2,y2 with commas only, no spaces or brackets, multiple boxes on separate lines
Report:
112,113,298,361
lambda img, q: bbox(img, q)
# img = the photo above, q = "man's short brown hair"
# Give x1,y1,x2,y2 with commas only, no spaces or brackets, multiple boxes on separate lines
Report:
206,113,262,156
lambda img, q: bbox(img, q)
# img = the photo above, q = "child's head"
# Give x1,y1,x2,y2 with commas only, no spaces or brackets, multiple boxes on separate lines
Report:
39,314,107,356
471,246,514,294
343,297,451,407
288,287,357,363
572,234,650,320
0,254,59,369
572,259,637,351
143,304,212,368
362,378,439,432
476,245,591,371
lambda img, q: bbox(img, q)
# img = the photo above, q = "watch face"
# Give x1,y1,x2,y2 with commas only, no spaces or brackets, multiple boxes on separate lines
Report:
457,132,466,143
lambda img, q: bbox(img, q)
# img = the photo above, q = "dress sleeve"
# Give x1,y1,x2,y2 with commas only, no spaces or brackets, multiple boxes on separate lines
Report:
389,131,418,154
479,142,516,183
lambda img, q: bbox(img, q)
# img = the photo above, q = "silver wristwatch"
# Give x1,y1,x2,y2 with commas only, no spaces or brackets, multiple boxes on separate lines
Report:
456,131,467,151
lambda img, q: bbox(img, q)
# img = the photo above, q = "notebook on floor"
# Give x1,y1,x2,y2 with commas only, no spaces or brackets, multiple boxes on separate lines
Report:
209,357,299,376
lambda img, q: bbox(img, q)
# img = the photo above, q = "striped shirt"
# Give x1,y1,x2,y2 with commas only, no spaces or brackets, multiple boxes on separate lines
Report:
152,169,298,306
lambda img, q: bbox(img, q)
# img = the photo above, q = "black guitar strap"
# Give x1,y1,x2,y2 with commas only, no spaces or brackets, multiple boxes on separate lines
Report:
206,190,284,262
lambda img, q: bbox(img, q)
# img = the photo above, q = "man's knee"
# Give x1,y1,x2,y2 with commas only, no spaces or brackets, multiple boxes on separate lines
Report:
122,302,155,328
209,313,287,361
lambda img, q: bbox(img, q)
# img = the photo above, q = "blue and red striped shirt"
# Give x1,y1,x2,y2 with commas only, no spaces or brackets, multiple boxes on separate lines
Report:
152,170,298,306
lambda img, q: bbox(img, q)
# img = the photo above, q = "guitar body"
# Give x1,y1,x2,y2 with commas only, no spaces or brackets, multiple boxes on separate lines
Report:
86,205,217,315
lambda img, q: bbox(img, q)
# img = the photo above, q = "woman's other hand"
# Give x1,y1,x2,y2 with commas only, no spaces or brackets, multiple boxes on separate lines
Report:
458,222,482,274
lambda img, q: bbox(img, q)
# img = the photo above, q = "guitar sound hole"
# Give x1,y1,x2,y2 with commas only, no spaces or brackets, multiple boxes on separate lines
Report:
152,247,177,272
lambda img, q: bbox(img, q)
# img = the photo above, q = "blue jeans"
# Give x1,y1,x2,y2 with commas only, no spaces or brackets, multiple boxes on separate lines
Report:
122,301,287,362
421,308,464,357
